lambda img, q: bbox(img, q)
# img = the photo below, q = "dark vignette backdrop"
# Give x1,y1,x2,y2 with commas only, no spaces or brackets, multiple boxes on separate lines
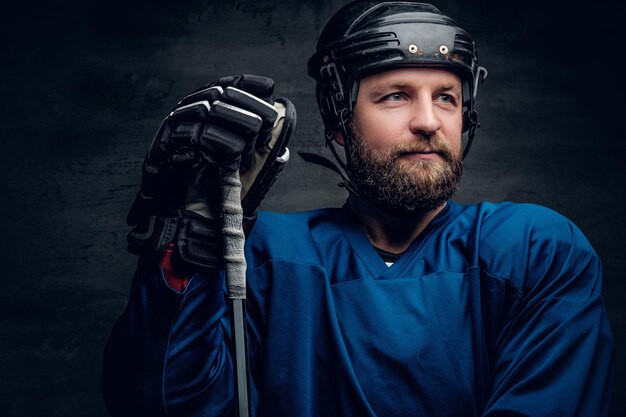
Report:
1,0,624,416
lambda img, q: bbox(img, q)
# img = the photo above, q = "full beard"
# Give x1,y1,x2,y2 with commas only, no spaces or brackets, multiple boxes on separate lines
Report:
347,123,463,217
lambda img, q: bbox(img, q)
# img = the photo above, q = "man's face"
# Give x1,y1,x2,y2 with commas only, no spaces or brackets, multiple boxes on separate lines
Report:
344,67,464,216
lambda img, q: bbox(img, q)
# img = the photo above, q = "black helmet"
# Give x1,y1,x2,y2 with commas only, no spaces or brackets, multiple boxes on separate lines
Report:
307,1,487,161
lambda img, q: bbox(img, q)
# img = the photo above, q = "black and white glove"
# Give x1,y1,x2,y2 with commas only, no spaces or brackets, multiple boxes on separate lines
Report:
125,74,295,270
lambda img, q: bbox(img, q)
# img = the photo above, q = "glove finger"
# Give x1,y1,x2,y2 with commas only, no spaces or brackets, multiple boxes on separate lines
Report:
207,101,263,169
161,102,210,152
221,86,278,135
208,101,263,137
145,124,196,179
197,124,249,171
171,147,196,166
169,122,203,147
138,119,175,201
169,101,211,124
176,86,223,108
222,87,277,122
145,122,172,166
217,74,275,101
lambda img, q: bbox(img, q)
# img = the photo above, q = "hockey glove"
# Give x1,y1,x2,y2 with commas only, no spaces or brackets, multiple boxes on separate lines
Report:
126,74,295,270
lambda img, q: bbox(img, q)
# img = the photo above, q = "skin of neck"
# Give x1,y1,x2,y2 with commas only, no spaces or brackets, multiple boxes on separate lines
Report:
348,193,446,254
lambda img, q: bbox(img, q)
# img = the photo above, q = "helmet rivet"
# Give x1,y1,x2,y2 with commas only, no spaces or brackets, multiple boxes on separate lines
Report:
408,44,418,54
439,45,449,55
323,55,330,63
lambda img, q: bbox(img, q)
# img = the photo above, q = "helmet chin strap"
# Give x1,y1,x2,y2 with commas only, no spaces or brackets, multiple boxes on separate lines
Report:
319,78,364,196
462,66,488,158
462,108,479,159
298,106,362,196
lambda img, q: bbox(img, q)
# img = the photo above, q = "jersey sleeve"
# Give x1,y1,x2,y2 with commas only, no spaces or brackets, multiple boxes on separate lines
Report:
100,258,239,417
482,210,613,416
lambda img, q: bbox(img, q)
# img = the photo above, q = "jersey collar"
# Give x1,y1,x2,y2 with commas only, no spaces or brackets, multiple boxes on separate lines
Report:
340,201,458,279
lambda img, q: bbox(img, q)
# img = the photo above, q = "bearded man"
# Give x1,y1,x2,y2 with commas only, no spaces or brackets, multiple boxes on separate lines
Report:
101,2,613,416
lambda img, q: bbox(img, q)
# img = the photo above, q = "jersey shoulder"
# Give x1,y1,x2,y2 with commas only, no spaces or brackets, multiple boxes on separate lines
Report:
474,201,578,242
462,201,599,295
245,208,343,269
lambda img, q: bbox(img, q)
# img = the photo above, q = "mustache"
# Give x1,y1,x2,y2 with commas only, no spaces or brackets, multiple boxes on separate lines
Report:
391,135,455,160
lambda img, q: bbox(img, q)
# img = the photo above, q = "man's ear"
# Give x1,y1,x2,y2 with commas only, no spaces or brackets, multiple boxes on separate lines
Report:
333,130,346,147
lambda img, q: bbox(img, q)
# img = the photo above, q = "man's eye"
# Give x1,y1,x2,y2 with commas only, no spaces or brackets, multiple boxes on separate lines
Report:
385,92,404,101
437,94,456,104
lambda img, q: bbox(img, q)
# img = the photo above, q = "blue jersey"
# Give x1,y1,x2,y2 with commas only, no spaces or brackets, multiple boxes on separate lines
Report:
102,201,613,416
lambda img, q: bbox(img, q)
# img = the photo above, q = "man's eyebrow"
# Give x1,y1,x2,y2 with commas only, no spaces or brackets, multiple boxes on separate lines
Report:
367,82,462,93
438,84,462,93
373,81,410,90
367,82,411,94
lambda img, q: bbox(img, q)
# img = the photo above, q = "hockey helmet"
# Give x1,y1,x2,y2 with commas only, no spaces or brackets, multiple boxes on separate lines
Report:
307,1,487,158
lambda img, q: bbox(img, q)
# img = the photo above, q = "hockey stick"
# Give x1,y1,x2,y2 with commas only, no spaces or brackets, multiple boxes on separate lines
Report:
221,169,250,417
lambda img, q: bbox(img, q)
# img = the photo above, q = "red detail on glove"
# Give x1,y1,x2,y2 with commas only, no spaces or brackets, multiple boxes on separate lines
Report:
160,244,190,292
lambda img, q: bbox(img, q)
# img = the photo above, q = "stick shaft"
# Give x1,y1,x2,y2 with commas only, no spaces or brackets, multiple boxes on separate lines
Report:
221,169,249,417
231,299,249,417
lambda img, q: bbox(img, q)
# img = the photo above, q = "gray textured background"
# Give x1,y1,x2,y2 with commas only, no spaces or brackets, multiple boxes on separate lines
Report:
1,0,624,415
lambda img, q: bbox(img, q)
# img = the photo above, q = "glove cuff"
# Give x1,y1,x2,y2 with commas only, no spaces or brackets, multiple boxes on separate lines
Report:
127,211,224,270
177,211,224,270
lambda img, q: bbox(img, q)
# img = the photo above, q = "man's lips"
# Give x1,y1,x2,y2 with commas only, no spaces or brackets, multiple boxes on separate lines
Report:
398,149,445,160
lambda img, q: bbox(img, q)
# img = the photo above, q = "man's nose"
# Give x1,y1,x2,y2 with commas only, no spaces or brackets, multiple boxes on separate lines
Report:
408,96,441,137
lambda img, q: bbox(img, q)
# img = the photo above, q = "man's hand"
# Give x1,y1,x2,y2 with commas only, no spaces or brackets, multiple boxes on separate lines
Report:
125,74,295,270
